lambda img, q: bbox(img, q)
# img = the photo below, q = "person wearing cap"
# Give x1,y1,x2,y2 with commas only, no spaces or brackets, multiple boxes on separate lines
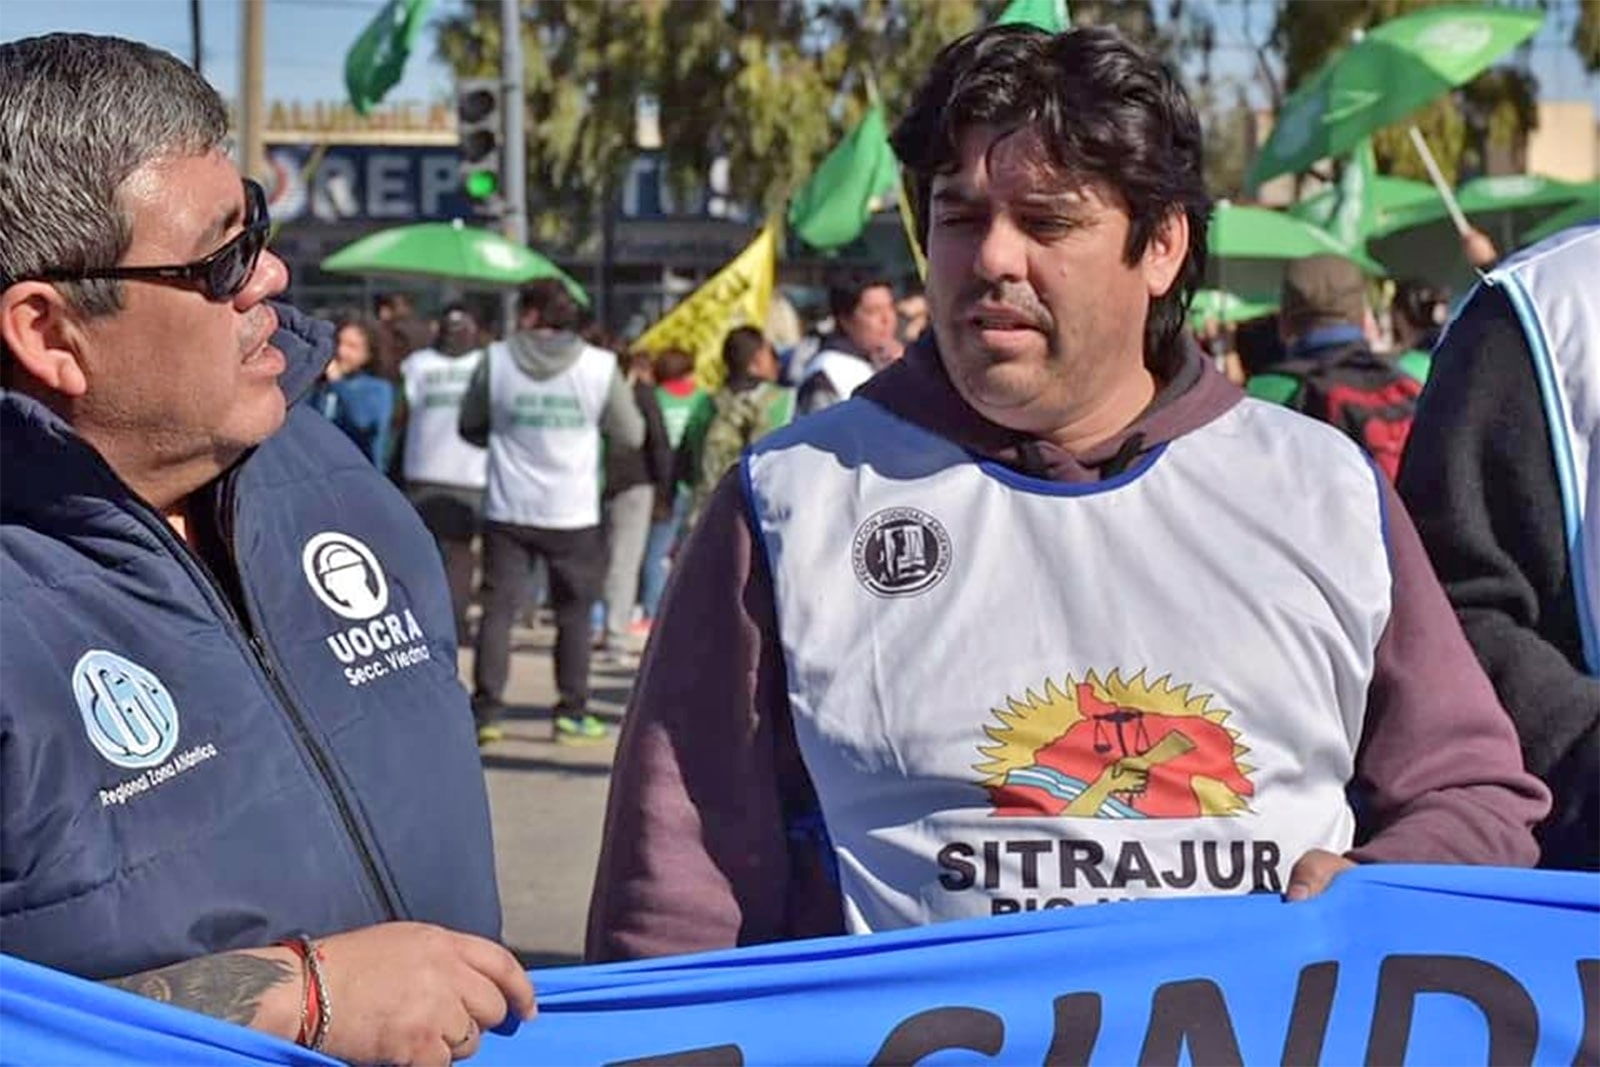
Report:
586,25,1547,962
0,34,532,1063
1399,223,1600,872
1245,253,1421,481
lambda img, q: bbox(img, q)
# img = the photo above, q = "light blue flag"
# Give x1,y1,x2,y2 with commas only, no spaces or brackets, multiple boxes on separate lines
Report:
5,866,1596,1065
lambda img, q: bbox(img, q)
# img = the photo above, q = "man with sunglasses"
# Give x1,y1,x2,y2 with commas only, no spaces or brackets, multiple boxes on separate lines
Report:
0,34,533,1063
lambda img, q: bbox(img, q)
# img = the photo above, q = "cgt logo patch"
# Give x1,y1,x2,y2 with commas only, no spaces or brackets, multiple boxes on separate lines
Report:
72,649,180,770
852,507,951,598
976,670,1255,819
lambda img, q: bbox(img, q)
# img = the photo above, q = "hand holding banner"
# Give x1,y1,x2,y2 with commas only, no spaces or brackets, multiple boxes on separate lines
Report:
5,867,1596,1066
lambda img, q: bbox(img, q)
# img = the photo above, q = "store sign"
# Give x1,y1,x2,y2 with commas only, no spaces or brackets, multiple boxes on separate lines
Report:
265,145,483,225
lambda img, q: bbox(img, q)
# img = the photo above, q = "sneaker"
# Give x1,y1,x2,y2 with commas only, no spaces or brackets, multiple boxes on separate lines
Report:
476,723,505,746
553,713,609,743
627,618,653,639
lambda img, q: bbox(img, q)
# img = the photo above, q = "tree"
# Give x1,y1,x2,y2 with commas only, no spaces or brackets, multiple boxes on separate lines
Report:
1198,86,1258,198
436,0,989,243
435,0,662,246
1572,0,1599,71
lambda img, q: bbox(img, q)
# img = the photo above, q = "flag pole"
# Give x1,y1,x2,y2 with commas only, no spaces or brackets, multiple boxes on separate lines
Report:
1407,126,1471,237
863,71,927,282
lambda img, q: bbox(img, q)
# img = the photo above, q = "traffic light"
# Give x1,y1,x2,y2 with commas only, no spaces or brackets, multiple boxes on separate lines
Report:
456,78,501,204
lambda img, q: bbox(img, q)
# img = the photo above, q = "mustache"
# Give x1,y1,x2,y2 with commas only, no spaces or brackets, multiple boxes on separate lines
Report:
239,308,278,356
956,282,1052,330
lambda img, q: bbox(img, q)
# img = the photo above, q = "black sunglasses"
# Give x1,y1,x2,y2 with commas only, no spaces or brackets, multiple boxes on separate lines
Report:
19,179,270,302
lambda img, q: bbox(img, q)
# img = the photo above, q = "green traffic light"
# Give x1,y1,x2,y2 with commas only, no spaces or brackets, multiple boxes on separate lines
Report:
464,171,499,200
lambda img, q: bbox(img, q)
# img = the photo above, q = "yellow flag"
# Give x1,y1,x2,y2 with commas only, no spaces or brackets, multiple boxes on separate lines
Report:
635,220,777,390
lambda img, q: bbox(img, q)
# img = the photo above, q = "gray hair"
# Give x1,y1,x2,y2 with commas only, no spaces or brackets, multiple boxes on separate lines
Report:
0,34,230,317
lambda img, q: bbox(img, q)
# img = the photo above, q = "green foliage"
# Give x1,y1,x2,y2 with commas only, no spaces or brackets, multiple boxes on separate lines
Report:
1373,98,1467,184
435,0,986,247
1198,87,1258,199
432,0,1578,245
1573,0,1600,71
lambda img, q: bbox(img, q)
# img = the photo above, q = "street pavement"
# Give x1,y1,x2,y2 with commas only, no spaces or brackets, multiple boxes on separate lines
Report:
457,621,637,970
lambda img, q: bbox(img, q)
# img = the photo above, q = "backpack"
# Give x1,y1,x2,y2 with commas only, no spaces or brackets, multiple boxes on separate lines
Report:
1250,346,1422,482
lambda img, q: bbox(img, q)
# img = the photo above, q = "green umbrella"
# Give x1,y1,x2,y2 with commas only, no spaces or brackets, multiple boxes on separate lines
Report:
1188,289,1279,329
1207,202,1387,300
1521,193,1600,246
1368,176,1597,292
1381,174,1594,233
1458,174,1596,215
321,220,589,305
1289,175,1440,239
1248,6,1543,188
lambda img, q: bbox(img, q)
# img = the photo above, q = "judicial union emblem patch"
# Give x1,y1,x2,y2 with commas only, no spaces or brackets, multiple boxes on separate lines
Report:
852,507,951,598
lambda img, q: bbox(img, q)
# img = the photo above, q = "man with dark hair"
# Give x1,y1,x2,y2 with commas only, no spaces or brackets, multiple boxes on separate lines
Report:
399,303,488,640
1245,254,1420,481
678,326,795,527
588,24,1547,961
0,33,532,1061
896,282,929,347
793,272,900,414
459,279,643,742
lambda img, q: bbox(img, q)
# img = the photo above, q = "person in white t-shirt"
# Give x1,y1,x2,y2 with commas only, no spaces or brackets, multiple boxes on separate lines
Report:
399,304,488,640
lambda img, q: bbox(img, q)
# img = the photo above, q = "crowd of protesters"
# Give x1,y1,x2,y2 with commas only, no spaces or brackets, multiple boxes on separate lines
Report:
5,23,1590,1065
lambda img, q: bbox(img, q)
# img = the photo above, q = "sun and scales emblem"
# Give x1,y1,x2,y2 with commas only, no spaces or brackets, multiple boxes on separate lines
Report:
975,670,1256,820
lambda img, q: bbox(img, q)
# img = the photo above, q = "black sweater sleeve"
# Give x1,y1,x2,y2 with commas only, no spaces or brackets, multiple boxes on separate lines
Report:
1397,283,1600,870
638,384,675,501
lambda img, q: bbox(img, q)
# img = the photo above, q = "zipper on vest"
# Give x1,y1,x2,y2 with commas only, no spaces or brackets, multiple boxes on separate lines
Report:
242,626,401,921
109,471,401,923
214,476,403,922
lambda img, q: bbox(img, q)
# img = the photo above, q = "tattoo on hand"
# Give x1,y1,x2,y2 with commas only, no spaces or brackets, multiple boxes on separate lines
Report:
107,953,295,1026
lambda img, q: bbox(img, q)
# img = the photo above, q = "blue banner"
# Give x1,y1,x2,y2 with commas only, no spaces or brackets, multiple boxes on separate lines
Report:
5,866,1596,1065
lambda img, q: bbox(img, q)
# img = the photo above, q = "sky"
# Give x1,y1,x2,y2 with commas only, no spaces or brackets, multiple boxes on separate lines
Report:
0,0,467,109
0,0,1594,113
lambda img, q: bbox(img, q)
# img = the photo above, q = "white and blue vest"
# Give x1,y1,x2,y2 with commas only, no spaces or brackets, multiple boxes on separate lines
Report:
805,350,876,401
400,347,488,490
483,341,615,530
743,398,1392,932
1485,223,1600,675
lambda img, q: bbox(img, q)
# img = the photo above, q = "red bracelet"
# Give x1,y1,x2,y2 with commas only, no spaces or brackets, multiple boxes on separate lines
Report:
276,936,328,1049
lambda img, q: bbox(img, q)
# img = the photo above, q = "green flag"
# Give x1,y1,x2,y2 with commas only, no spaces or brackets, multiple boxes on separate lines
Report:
1327,137,1377,254
996,0,1070,31
345,0,433,117
1293,138,1376,255
788,104,901,252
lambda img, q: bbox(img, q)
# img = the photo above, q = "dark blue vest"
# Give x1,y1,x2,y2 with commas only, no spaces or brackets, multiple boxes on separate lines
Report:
1,387,500,980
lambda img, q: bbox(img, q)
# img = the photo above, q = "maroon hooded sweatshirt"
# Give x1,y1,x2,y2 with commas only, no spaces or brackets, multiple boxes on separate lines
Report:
586,335,1550,963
